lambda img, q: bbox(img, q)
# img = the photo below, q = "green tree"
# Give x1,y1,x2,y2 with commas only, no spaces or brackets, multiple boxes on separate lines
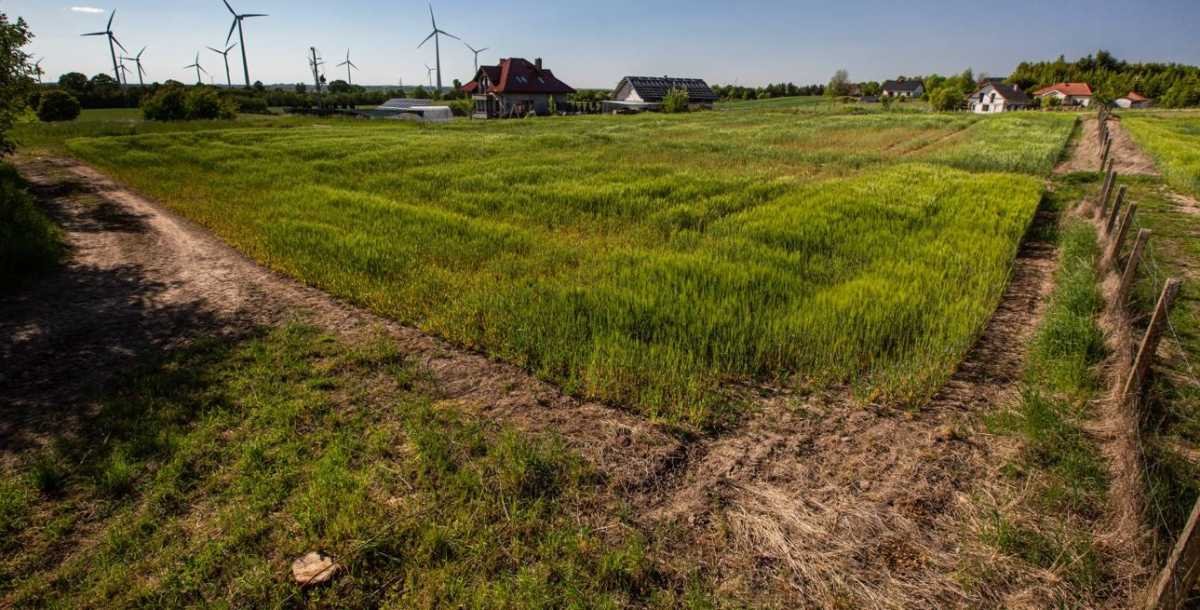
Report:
58,72,89,97
328,79,351,94
826,69,851,97
929,86,964,111
412,85,430,99
0,12,34,154
661,87,690,113
37,90,81,122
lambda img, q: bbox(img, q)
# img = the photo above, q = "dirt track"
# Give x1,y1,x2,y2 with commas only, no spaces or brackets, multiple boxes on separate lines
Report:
2,155,1064,606
1056,116,1160,175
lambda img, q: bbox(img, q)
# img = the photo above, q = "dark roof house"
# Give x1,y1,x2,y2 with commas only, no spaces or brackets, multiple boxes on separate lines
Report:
881,80,925,96
612,76,718,105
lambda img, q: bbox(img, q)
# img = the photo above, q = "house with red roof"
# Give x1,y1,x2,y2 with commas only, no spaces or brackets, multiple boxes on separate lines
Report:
1033,82,1093,107
1115,91,1152,109
461,57,575,119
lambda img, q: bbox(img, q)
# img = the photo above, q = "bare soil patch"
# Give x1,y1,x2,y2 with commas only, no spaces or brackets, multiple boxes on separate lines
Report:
637,206,1060,607
1056,117,1160,176
0,156,678,487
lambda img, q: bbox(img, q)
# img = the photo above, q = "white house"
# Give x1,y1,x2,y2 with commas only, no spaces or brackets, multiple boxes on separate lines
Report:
1115,92,1152,109
882,80,924,98
967,83,1031,114
1034,82,1093,107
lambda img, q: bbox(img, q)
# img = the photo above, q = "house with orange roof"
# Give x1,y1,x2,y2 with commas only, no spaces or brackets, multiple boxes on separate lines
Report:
1033,82,1093,107
1115,91,1152,109
461,57,575,119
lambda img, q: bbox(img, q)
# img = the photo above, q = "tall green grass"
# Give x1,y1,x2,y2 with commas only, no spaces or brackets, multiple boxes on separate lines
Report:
65,111,1074,427
0,163,63,291
1123,115,1200,198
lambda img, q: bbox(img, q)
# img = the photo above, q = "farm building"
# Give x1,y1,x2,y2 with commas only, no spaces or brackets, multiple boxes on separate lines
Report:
1115,92,1152,109
1033,82,1093,107
461,57,575,119
607,76,719,112
361,99,453,122
882,80,924,98
967,82,1031,114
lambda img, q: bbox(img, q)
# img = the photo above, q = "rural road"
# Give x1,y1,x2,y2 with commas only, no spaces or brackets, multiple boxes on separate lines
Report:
0,156,677,482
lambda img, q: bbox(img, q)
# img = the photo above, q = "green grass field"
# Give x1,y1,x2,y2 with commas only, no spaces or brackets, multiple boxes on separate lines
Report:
1123,113,1200,198
57,109,1075,427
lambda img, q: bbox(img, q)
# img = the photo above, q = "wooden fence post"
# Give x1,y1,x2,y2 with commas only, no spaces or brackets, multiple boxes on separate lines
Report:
1116,229,1151,308
1146,493,1200,610
1101,138,1113,167
1099,168,1116,218
1123,278,1182,401
1107,203,1137,262
1107,186,1128,234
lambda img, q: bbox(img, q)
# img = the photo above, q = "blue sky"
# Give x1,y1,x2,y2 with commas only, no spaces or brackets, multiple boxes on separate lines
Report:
9,0,1200,89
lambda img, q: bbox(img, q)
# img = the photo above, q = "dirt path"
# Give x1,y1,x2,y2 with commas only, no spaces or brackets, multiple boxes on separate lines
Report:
1056,116,1160,175
0,156,679,486
638,206,1060,607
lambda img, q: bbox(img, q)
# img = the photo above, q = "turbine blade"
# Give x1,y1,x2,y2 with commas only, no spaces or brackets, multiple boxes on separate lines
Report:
438,29,460,41
429,3,436,28
418,31,435,48
242,14,268,18
107,10,115,30
110,34,127,53
82,32,107,37
349,61,358,70
138,46,146,59
223,0,236,16
479,47,489,53
227,43,238,53
226,18,238,44
207,46,222,54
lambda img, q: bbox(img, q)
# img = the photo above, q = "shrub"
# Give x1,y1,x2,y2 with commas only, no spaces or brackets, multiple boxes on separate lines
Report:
0,163,63,289
36,90,81,122
234,95,270,114
929,86,964,112
142,85,188,121
661,87,689,113
142,86,237,121
449,98,473,117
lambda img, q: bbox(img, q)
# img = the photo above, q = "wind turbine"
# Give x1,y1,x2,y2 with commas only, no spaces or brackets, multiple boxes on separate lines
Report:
120,47,148,87
117,61,131,86
184,53,208,86
81,10,127,85
424,64,435,88
464,42,488,73
336,49,358,85
207,43,238,87
417,3,458,93
222,0,267,88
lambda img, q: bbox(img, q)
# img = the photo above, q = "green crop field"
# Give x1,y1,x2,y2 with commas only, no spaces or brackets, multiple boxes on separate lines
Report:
1123,113,1200,198
62,109,1075,428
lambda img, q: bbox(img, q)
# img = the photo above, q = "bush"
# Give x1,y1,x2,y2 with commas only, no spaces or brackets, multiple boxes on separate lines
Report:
661,87,689,113
929,86,964,112
142,85,188,121
36,90,81,122
449,98,473,117
234,96,270,114
142,86,237,121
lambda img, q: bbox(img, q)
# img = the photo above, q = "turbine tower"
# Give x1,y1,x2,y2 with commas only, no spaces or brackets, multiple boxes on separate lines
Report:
222,0,267,88
117,61,131,86
418,3,458,93
464,42,488,73
120,48,148,87
82,10,127,85
184,53,208,86
336,49,359,85
207,43,238,87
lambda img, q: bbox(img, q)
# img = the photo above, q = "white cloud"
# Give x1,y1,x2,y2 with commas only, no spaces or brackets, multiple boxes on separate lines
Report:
70,6,105,14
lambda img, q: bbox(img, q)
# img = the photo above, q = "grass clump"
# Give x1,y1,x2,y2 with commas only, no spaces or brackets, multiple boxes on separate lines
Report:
0,162,62,291
0,325,704,608
63,110,1074,427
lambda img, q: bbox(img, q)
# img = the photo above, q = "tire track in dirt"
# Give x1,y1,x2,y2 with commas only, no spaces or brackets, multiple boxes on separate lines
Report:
1055,116,1159,176
0,156,680,488
637,205,1059,608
